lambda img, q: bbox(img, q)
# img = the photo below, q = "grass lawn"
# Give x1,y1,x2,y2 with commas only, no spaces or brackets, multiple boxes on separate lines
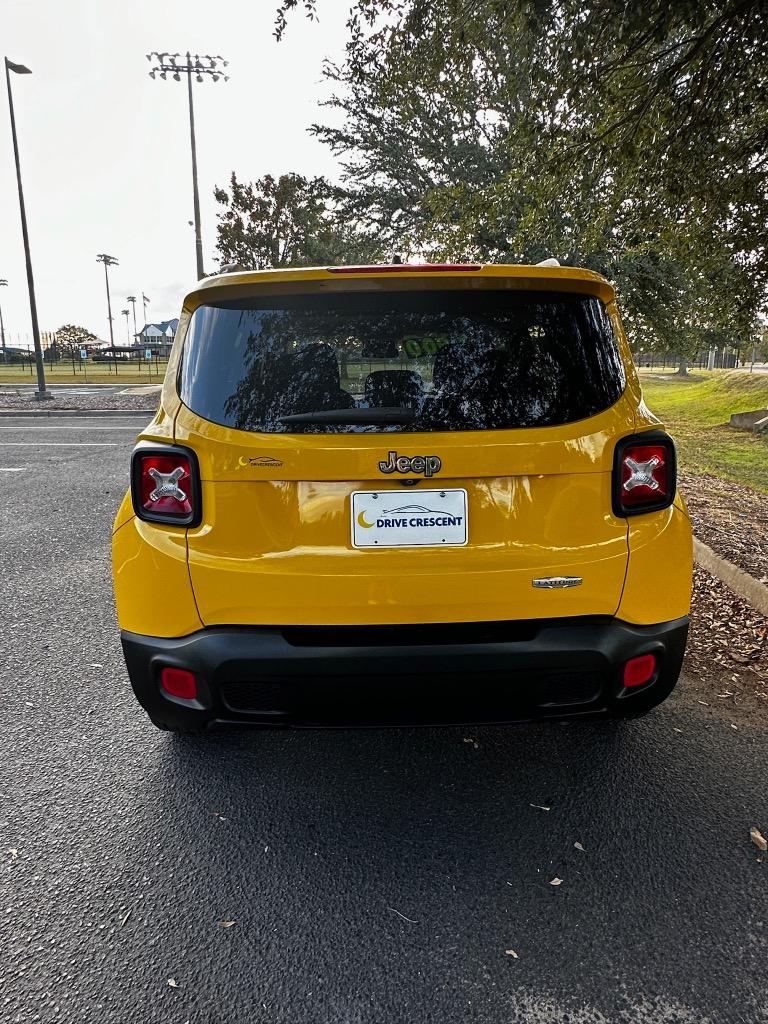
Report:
0,363,166,385
639,370,768,492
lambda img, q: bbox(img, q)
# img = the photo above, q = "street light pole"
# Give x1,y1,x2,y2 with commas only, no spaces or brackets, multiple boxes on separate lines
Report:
4,58,49,399
96,253,118,346
146,51,229,281
0,279,7,363
121,309,130,344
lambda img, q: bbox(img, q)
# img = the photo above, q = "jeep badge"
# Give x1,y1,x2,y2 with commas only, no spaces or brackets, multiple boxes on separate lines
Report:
378,451,442,477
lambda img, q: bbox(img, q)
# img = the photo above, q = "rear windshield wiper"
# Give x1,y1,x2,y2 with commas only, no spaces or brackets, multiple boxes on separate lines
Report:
279,407,417,425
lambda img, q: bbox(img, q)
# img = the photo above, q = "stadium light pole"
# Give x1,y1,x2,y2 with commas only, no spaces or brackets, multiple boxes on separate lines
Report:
146,51,229,280
0,279,7,363
126,295,138,344
96,254,118,346
4,58,49,398
121,308,131,344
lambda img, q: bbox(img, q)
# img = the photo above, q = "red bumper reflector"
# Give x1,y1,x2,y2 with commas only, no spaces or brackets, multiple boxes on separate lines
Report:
160,667,198,700
623,654,656,688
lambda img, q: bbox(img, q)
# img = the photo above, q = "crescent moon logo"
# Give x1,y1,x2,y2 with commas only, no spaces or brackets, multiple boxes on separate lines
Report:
357,509,374,529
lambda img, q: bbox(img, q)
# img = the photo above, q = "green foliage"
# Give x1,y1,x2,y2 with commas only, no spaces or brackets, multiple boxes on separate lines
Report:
275,1,768,353
641,371,768,490
214,172,384,270
53,324,98,357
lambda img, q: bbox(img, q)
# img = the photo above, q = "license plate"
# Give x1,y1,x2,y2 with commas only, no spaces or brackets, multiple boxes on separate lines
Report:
351,489,468,548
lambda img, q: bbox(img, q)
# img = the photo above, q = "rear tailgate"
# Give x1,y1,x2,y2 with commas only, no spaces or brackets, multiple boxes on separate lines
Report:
177,406,632,626
174,269,635,627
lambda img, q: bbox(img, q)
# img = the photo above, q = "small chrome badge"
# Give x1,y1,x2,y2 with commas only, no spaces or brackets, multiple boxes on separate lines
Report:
532,576,583,589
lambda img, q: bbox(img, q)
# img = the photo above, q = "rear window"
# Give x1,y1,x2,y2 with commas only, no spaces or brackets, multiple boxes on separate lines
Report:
179,290,625,433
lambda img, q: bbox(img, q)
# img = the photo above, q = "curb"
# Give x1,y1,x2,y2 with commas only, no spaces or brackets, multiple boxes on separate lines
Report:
694,538,768,617
0,409,154,418
0,383,161,389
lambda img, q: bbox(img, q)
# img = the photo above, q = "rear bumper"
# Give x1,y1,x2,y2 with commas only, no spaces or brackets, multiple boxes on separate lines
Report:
120,616,688,730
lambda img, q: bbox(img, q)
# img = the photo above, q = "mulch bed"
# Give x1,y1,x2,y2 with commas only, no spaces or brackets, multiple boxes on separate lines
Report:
0,388,158,413
680,470,768,584
662,473,768,721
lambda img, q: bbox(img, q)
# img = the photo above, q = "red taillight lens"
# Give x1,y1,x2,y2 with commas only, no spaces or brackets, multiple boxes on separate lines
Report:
160,667,198,700
613,434,676,516
131,445,200,526
623,654,657,688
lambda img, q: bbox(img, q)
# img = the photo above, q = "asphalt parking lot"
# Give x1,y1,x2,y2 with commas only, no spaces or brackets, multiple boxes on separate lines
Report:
1,415,767,1024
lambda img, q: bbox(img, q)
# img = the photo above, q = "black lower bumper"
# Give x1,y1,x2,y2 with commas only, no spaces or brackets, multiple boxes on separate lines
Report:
120,616,689,730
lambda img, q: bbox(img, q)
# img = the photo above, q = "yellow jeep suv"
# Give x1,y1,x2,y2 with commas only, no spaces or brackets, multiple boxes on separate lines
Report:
112,263,692,732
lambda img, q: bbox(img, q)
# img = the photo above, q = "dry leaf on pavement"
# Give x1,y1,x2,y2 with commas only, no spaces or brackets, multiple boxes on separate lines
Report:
750,827,768,852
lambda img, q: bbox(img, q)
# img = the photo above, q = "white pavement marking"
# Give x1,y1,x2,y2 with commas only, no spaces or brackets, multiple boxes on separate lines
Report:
0,425,143,430
0,467,24,471
0,442,119,447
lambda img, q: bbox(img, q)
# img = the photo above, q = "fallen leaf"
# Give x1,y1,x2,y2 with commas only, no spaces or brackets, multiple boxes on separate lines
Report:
6,848,18,862
219,920,236,929
388,907,417,923
549,877,563,886
505,949,519,958
120,909,132,927
530,804,551,812
750,827,768,852
167,978,179,988
574,842,585,852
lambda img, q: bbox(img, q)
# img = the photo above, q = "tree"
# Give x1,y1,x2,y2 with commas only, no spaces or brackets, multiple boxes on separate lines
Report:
214,172,384,270
273,1,768,363
53,325,98,359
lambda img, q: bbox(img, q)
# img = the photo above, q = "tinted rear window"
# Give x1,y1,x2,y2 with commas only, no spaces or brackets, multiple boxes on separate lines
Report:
179,290,625,433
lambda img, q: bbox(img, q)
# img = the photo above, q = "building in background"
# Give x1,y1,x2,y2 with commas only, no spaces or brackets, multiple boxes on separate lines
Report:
135,319,179,358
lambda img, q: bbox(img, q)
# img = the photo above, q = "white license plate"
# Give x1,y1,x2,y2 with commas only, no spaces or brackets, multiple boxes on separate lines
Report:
351,489,468,548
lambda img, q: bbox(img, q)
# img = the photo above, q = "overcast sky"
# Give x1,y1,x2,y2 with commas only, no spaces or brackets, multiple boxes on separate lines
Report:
1,0,349,345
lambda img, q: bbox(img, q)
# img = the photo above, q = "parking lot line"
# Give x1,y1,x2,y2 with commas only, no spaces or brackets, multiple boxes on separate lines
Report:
0,426,143,430
0,442,119,447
